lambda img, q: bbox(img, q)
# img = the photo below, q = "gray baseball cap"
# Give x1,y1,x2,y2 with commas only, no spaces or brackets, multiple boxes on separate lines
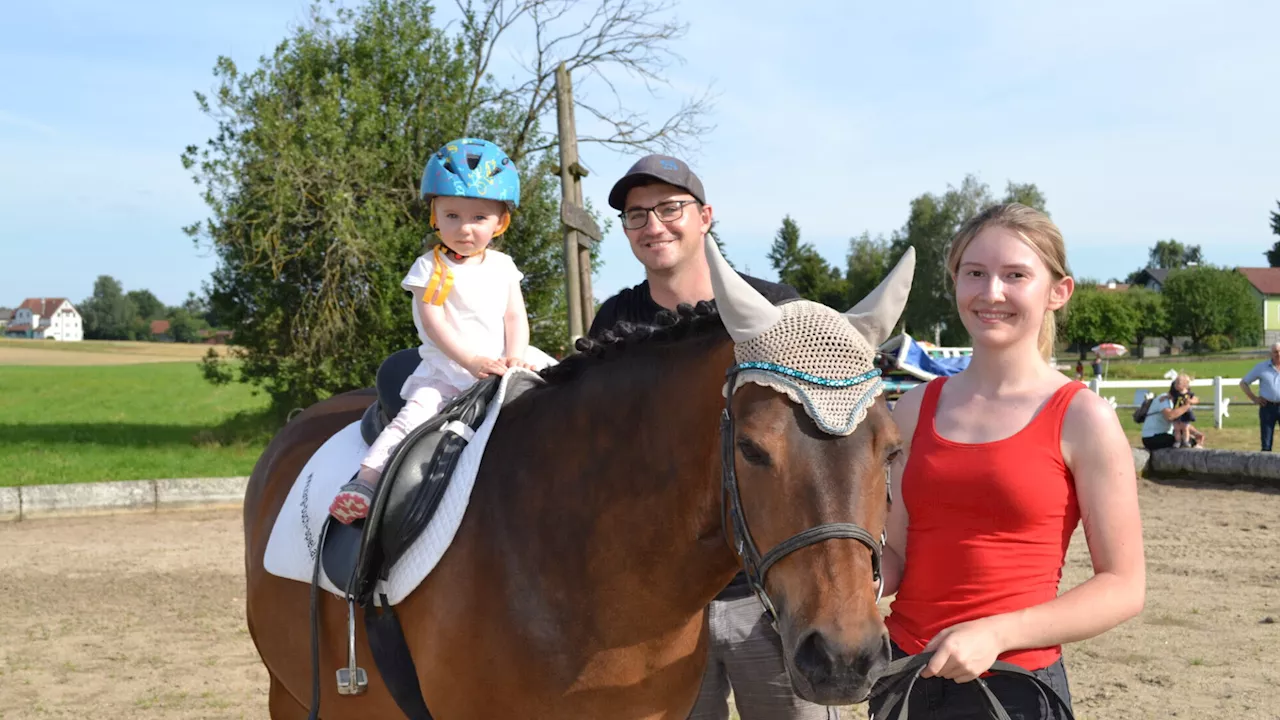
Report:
607,154,706,211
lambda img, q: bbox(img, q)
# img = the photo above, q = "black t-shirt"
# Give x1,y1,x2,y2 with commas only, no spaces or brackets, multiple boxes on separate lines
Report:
589,274,800,337
587,272,800,602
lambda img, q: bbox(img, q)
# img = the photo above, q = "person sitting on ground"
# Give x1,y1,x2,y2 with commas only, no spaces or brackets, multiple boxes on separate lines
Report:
1167,373,1205,448
1140,387,1193,451
329,137,537,524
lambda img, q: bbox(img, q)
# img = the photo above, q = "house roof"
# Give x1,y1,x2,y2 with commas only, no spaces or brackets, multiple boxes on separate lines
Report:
5,323,32,332
150,319,171,335
1237,267,1280,296
17,297,70,317
0,308,12,321
1135,268,1171,285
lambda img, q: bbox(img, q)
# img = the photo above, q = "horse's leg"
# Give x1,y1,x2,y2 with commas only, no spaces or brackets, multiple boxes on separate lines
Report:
269,673,311,720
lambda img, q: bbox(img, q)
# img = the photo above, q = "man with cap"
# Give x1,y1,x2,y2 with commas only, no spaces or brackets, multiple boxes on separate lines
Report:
589,155,837,720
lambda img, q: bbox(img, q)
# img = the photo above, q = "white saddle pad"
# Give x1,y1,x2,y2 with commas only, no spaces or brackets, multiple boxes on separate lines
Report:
262,368,540,604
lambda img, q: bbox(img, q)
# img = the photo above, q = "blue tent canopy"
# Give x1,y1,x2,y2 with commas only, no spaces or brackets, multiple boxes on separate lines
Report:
880,333,971,381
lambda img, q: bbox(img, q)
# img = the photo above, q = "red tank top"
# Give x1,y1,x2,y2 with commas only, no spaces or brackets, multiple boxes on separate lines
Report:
885,377,1083,671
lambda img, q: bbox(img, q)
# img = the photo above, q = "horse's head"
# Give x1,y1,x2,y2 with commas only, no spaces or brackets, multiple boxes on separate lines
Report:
707,236,915,705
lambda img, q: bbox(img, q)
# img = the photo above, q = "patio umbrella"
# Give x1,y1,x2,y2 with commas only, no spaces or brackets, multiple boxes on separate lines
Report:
1090,343,1128,379
1091,343,1128,357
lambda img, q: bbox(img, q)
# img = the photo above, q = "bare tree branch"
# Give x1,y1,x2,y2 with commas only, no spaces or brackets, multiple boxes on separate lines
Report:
463,0,715,162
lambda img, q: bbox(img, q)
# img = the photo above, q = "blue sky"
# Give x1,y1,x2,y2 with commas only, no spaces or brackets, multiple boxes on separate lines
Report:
2,0,1278,309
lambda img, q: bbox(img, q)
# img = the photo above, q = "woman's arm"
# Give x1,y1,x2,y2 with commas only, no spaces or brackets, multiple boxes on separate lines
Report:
881,383,926,597
1160,398,1191,421
923,390,1145,681
414,287,506,379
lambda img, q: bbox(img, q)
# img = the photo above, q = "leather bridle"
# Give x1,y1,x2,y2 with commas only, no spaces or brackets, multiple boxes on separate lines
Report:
719,363,890,626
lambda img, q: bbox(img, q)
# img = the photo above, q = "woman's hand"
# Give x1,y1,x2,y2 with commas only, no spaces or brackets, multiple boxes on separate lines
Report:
920,617,1008,683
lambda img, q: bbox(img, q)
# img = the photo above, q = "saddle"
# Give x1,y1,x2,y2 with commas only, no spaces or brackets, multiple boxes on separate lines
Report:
323,356,501,607
308,351,503,720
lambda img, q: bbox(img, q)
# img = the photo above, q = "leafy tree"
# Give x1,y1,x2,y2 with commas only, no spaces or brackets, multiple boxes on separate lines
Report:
845,231,892,310
1002,181,1049,214
767,215,847,308
1148,239,1203,269
126,289,166,321
183,0,707,414
180,291,219,328
167,308,209,343
80,275,137,340
1163,266,1260,352
768,216,803,281
890,174,1010,346
708,220,732,268
1266,201,1280,267
1058,287,1139,359
1124,288,1166,359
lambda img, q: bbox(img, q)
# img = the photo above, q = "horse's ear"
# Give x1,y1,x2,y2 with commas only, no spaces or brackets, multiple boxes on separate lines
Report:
705,234,781,342
845,246,916,347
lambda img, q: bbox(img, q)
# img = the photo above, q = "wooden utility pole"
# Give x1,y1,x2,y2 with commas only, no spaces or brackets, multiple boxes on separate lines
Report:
554,64,602,342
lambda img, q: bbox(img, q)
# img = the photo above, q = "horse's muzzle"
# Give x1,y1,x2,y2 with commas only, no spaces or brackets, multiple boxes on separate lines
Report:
790,628,891,705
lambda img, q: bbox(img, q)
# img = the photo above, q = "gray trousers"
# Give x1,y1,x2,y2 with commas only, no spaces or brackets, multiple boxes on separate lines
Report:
687,595,840,720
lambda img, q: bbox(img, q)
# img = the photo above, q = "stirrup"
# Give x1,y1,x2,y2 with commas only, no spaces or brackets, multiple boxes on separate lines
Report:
336,596,368,695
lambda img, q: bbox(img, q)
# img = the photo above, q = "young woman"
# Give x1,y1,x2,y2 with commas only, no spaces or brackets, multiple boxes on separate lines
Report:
870,204,1146,718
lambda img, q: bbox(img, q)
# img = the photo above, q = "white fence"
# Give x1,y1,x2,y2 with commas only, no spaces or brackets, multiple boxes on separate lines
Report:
1087,376,1240,429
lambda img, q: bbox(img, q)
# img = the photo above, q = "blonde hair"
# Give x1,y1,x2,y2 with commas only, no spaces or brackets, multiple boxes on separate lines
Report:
946,203,1070,361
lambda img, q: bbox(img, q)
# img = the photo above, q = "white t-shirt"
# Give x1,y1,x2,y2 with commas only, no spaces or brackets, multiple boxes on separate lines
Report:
402,248,523,390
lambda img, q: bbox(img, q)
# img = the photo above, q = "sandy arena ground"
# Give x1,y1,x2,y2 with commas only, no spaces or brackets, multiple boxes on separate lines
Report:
0,478,1276,719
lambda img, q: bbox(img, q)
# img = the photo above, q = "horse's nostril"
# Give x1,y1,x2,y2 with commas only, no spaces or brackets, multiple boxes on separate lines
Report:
793,630,838,685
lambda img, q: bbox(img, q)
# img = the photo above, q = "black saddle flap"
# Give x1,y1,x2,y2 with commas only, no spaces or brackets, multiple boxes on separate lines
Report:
344,375,501,603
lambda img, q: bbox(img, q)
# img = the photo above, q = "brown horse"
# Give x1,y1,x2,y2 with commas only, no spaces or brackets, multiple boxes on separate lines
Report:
244,238,916,718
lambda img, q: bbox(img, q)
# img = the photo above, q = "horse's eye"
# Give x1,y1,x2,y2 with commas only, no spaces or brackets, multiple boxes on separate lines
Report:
885,447,903,466
737,438,772,467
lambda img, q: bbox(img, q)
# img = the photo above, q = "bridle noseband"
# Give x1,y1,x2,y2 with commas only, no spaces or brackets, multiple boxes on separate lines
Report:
720,363,890,626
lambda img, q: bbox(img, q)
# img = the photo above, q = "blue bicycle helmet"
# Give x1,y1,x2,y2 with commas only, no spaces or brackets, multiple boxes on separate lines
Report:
420,138,520,207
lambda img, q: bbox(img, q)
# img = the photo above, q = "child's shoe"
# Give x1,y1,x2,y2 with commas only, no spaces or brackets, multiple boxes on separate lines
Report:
329,475,375,524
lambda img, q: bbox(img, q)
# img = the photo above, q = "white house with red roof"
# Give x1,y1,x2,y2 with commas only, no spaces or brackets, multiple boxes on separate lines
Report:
3,298,83,341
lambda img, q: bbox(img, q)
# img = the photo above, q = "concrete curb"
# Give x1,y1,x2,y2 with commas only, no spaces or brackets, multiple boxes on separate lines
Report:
0,477,249,522
0,487,20,522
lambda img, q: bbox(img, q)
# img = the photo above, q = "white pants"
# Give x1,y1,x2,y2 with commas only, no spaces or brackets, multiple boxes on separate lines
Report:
360,375,463,474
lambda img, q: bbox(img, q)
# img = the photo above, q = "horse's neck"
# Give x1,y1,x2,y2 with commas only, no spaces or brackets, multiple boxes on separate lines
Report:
487,332,740,630
578,334,742,611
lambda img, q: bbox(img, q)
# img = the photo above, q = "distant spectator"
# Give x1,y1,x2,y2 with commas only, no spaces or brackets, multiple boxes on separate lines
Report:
1167,373,1205,448
1091,354,1102,378
1239,342,1280,451
1141,390,1193,451
1075,359,1084,380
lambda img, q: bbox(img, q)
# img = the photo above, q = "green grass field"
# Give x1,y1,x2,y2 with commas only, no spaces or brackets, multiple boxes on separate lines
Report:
0,363,274,486
1,347,1272,487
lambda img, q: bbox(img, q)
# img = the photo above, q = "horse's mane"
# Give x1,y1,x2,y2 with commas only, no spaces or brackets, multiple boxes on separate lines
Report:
539,301,726,385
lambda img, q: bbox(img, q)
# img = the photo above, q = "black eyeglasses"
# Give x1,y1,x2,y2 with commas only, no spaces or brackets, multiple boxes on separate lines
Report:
619,199,699,230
